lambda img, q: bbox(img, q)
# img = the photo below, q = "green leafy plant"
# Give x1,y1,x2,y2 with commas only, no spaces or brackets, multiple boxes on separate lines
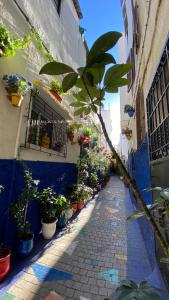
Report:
50,80,65,95
124,104,135,113
115,280,162,300
88,172,98,189
3,74,33,96
9,167,39,239
40,31,169,258
54,195,69,216
31,30,53,62
0,24,30,57
37,187,58,223
67,184,92,203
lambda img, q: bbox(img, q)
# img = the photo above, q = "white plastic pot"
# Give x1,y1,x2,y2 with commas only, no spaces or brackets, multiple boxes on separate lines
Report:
41,218,58,239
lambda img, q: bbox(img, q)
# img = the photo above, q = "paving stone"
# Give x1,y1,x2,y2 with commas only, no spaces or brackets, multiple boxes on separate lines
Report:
5,177,154,300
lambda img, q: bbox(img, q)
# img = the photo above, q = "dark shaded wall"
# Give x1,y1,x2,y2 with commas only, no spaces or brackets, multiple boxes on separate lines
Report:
0,159,77,248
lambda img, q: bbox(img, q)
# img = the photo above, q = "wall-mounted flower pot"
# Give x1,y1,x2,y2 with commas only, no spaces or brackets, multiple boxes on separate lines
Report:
50,89,62,103
0,248,11,282
67,134,74,142
77,199,85,210
41,217,58,240
128,110,135,117
11,93,23,107
125,134,132,140
71,203,78,214
17,233,34,258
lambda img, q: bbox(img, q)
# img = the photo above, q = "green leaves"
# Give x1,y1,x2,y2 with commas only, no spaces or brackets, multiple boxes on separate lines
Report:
39,61,75,75
104,64,132,87
87,31,122,65
127,210,146,221
62,73,78,92
88,53,116,67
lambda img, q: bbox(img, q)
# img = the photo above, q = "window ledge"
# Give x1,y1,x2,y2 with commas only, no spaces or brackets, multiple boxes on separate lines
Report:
38,87,73,120
21,143,66,157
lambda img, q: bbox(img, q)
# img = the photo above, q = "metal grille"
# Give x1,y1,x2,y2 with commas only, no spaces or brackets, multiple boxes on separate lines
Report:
25,93,67,157
146,36,169,161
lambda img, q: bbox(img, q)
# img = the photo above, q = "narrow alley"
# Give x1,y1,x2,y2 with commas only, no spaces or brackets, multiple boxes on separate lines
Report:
3,177,154,300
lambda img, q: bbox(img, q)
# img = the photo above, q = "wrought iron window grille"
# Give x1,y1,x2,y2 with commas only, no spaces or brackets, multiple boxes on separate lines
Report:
24,92,67,157
146,35,169,161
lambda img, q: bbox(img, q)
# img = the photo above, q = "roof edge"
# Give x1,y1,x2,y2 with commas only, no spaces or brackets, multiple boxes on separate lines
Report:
72,0,83,19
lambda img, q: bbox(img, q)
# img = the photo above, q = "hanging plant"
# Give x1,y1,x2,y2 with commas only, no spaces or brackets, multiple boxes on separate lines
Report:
124,104,135,117
3,74,35,107
0,24,30,57
122,127,132,140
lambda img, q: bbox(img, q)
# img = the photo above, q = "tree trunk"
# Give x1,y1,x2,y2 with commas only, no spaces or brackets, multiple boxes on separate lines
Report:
97,112,169,257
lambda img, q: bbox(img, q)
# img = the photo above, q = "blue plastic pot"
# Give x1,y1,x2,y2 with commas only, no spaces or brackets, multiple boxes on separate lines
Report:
17,234,34,258
128,110,135,117
57,214,67,228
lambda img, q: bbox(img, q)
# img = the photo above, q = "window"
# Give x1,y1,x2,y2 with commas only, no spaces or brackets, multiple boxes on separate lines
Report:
122,2,128,37
127,48,136,91
53,0,61,14
146,36,169,161
132,2,140,53
136,89,146,147
25,93,67,157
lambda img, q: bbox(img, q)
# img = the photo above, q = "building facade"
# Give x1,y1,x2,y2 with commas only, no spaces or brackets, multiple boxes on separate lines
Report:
120,0,169,286
0,0,86,246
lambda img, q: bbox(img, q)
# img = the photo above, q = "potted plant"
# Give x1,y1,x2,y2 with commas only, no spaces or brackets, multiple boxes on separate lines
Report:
0,24,30,57
122,127,132,140
0,186,11,281
0,243,11,282
124,104,135,117
67,123,76,143
9,168,39,257
37,187,58,239
78,184,93,209
54,195,72,228
3,74,33,107
49,80,63,103
115,280,163,300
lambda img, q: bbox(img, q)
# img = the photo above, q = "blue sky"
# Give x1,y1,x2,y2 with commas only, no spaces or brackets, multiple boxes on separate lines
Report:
79,0,124,145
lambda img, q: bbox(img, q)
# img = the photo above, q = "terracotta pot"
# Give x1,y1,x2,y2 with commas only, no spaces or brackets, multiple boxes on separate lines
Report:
11,93,23,107
78,199,85,210
71,203,78,214
50,89,62,103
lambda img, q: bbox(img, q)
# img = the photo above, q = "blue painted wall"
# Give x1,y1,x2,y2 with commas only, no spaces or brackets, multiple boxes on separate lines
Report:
0,159,77,248
127,136,156,269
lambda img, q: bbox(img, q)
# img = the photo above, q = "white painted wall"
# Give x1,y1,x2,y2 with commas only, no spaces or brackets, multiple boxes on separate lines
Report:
0,0,86,162
101,107,113,150
120,0,169,155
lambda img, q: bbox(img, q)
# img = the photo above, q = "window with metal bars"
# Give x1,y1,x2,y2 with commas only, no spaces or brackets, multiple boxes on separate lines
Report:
146,36,169,161
25,93,67,157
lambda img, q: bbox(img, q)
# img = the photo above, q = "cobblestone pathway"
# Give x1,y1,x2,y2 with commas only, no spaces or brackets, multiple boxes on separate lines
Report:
3,176,152,300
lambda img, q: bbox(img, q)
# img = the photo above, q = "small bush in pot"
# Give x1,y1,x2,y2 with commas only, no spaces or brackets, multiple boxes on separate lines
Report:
54,195,72,228
9,167,39,257
67,184,93,212
37,187,58,239
114,280,163,300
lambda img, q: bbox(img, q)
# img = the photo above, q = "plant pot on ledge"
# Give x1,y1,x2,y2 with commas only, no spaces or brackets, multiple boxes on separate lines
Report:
50,89,62,103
